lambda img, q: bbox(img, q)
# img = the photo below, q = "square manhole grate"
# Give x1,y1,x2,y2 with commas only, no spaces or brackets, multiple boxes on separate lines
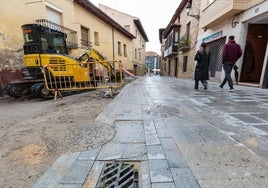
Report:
96,161,139,188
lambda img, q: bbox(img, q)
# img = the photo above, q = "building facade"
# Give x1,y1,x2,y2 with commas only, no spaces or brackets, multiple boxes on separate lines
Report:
0,0,136,72
98,4,149,75
145,51,161,75
160,0,199,80
161,0,268,89
199,0,268,88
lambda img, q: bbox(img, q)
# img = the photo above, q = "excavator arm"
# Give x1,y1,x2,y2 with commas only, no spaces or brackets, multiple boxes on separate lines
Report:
77,48,114,75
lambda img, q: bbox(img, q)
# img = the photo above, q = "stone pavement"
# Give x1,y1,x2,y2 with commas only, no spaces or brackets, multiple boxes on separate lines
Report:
34,76,268,188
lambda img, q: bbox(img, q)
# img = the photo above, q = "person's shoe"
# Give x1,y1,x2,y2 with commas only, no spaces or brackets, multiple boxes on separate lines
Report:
204,84,207,90
219,85,223,89
230,88,234,92
194,87,198,91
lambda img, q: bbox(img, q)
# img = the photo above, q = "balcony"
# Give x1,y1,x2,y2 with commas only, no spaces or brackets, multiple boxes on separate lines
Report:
200,0,264,28
36,19,78,49
178,35,190,52
164,45,178,58
163,25,180,58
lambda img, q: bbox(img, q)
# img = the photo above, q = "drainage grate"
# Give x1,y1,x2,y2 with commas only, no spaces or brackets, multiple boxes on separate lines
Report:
96,162,139,188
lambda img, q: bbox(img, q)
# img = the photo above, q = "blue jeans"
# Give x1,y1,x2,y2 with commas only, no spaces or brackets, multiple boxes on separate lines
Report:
220,62,234,89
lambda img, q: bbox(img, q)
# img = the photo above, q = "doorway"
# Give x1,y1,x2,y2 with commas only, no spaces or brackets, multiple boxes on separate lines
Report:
240,24,268,85
174,57,178,77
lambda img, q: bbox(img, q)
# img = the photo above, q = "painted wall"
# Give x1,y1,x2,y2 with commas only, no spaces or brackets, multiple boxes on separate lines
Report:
98,4,146,70
0,0,76,69
0,0,134,71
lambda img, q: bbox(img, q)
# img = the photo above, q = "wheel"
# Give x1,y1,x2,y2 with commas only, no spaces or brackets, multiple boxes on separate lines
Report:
31,83,52,99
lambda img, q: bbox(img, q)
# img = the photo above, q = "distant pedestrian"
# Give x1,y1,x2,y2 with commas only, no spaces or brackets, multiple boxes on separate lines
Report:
219,35,242,92
194,42,210,90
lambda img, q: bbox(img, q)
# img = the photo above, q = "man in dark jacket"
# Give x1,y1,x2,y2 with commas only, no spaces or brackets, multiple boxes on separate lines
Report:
194,42,210,90
219,35,242,91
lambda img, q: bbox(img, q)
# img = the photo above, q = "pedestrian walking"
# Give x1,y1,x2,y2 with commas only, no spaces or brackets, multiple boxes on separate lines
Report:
194,42,210,90
219,35,242,92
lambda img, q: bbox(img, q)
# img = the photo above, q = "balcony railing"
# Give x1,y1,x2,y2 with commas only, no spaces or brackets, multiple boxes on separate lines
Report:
163,25,180,58
178,35,190,52
36,19,78,49
164,45,178,58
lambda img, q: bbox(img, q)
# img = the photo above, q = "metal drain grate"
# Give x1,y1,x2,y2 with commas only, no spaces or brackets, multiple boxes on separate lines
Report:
96,162,139,188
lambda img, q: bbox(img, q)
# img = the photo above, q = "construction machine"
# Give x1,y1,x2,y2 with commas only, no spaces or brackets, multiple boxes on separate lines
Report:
4,22,118,99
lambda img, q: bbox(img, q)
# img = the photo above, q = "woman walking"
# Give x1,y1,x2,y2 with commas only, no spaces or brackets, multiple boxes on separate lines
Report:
194,42,210,90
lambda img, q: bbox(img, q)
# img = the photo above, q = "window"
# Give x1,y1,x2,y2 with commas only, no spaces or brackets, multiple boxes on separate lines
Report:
174,32,179,43
94,32,99,45
123,44,127,57
139,52,141,61
183,56,188,72
118,41,122,55
46,2,62,25
81,27,89,47
186,22,190,38
135,49,137,59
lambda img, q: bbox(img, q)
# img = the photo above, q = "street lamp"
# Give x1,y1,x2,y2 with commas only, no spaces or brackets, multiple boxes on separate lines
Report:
185,3,200,21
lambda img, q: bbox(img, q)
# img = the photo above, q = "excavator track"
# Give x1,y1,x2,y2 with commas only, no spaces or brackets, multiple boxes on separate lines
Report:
4,82,34,98
4,81,53,99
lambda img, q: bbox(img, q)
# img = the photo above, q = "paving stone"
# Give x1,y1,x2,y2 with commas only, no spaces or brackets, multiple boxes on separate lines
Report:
78,146,101,161
147,145,165,160
160,137,178,150
164,150,188,168
156,128,172,138
151,182,176,188
149,159,173,183
144,120,157,134
141,161,151,188
60,160,94,184
145,133,160,145
153,119,166,129
231,114,266,123
253,125,268,133
97,143,147,160
112,121,145,143
170,168,200,188
33,152,81,187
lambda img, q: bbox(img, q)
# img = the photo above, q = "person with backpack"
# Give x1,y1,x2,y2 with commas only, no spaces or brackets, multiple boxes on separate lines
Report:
219,35,242,92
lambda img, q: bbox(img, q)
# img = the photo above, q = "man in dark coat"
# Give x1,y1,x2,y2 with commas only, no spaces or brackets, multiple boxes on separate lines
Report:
194,42,210,90
219,35,242,91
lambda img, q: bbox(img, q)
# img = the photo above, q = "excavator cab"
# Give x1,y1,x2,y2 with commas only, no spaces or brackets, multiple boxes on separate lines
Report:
22,24,68,55
21,24,69,80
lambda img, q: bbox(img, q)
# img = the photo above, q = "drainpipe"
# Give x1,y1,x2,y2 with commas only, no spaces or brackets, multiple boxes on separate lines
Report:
112,28,115,60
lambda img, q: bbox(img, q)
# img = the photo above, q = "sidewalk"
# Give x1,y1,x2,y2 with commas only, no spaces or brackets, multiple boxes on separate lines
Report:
34,76,268,188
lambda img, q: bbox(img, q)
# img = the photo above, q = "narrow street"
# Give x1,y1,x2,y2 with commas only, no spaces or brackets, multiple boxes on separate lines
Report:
34,76,268,187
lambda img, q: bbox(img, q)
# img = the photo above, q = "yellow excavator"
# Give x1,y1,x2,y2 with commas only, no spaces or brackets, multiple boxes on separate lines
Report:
4,23,116,98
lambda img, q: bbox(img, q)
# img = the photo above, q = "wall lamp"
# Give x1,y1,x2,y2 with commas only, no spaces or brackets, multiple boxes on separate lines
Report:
185,3,200,21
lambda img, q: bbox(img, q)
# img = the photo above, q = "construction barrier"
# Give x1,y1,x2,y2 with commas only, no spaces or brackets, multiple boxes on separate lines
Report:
42,60,124,100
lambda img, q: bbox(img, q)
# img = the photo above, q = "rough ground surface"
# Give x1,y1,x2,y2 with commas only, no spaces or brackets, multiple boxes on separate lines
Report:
0,89,116,188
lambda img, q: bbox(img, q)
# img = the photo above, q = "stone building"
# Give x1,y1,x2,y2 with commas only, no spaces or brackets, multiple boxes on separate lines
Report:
160,0,200,80
160,0,268,89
